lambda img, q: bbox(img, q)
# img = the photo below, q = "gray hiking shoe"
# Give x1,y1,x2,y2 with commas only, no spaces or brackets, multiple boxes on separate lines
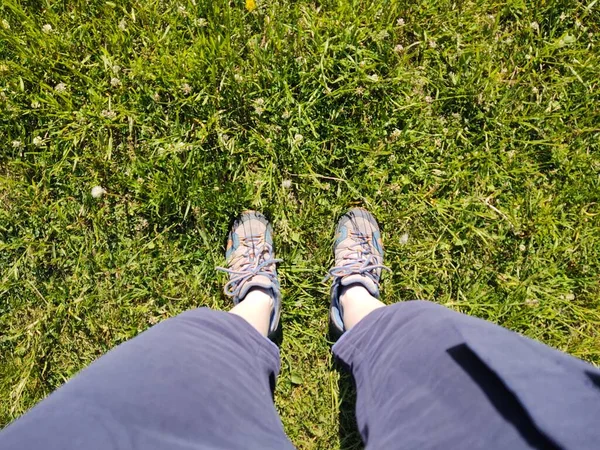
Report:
328,208,390,339
216,211,282,338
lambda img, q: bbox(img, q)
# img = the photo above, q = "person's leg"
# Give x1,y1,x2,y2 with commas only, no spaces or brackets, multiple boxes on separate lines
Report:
328,208,600,449
0,308,292,450
327,207,390,339
1,211,292,450
217,211,282,340
333,300,600,450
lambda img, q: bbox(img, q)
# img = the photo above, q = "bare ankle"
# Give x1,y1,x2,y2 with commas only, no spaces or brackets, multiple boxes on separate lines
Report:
339,284,370,309
339,284,385,330
244,287,274,310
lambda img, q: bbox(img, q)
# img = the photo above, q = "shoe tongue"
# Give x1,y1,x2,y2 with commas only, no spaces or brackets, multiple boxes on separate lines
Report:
341,274,379,297
239,275,273,300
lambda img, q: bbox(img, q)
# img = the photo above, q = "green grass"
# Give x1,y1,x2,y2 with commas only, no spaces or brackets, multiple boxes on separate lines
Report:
1,0,600,447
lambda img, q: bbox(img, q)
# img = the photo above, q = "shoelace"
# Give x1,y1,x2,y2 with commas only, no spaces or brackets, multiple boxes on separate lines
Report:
326,231,391,283
216,237,282,298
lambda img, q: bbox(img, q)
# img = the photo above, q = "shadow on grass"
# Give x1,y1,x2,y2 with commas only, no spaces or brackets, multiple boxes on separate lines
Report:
334,360,364,450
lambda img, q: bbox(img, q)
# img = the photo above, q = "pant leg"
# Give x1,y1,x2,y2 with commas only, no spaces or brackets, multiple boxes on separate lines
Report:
333,300,600,450
0,308,294,450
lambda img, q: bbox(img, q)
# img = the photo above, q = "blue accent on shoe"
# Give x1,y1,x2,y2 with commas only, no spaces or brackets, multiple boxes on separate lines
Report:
334,226,348,247
330,281,345,337
225,232,240,259
265,225,272,244
372,230,383,255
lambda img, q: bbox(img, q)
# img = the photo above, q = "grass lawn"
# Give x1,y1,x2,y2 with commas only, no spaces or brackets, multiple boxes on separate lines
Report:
1,0,599,447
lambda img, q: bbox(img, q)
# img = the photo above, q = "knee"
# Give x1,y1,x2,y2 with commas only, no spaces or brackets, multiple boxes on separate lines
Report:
395,299,446,313
386,300,457,327
154,307,221,331
175,307,216,321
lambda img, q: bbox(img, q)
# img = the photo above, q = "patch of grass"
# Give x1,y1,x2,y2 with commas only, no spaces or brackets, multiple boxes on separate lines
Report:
1,0,599,447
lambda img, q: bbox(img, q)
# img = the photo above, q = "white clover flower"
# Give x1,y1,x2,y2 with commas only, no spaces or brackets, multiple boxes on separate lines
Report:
135,218,149,232
367,73,379,82
429,40,437,48
112,65,121,73
399,233,409,245
425,95,433,103
281,179,292,189
91,186,106,198
110,77,121,87
355,86,365,96
42,24,53,33
181,83,192,95
377,30,389,40
54,82,66,92
394,44,404,53
530,21,539,32
234,73,243,82
11,140,22,148
177,5,186,15
33,136,43,147
281,110,290,119
390,129,401,141
559,12,567,21
293,133,303,144
196,18,208,27
31,100,41,108
118,18,127,30
101,109,116,119
152,92,161,102
519,243,526,252
575,19,582,28
253,98,265,115
397,18,405,26
2,19,10,29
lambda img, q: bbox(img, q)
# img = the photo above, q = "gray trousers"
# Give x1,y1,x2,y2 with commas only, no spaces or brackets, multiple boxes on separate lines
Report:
2,301,600,449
